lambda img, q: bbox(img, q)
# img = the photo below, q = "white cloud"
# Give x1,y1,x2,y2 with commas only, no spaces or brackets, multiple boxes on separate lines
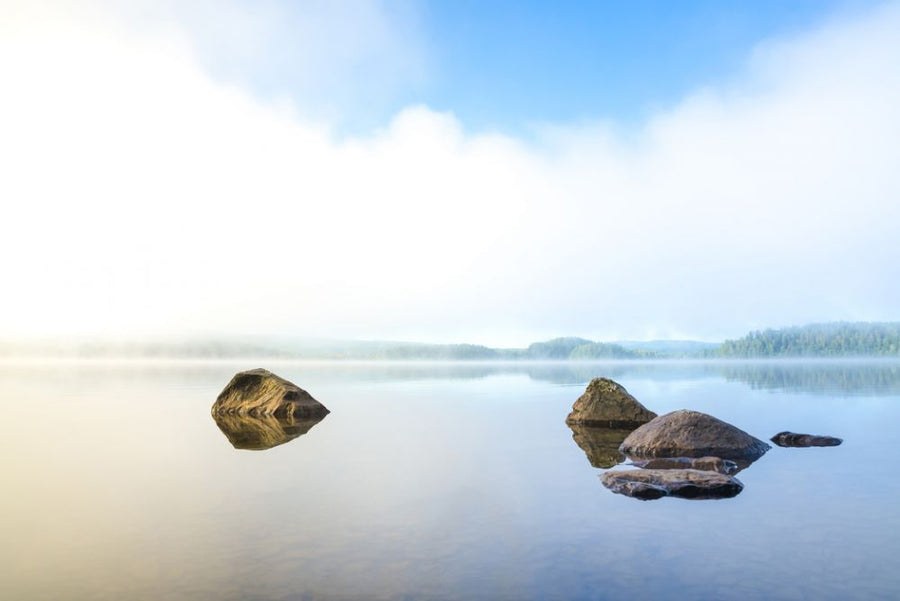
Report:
1,1,899,345
117,0,428,125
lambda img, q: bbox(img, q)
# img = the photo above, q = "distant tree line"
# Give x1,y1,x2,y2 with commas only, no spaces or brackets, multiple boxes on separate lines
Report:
523,337,653,359
714,322,900,358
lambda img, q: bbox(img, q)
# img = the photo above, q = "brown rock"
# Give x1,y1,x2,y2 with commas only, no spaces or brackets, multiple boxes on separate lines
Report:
601,469,744,500
770,431,843,447
211,368,330,418
565,378,657,427
619,409,770,462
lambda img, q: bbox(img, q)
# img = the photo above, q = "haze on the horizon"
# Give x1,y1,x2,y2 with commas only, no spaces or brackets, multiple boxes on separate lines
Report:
1,0,899,348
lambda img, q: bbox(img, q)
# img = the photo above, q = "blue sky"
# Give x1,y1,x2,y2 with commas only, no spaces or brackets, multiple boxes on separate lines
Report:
412,0,881,133
1,0,899,344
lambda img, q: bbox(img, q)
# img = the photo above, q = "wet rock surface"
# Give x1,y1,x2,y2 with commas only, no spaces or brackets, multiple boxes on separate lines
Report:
211,368,330,418
630,456,739,475
620,409,770,463
565,378,657,427
213,412,326,450
568,425,632,468
771,431,843,447
601,469,744,500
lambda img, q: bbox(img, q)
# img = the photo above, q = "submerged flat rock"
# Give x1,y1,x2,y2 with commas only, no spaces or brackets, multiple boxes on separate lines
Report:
630,456,739,475
211,368,330,418
601,469,744,500
771,431,843,447
565,378,657,427
620,410,770,462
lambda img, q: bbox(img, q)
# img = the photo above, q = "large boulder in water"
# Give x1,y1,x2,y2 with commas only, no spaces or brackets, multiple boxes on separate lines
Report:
211,368,330,418
601,469,744,500
619,409,770,463
565,378,657,428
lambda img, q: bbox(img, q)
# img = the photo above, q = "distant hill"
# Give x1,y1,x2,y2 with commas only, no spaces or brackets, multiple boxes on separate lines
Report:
525,337,645,359
615,340,720,357
715,322,900,358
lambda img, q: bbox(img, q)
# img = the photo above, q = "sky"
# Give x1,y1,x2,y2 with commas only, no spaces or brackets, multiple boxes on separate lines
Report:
1,0,899,346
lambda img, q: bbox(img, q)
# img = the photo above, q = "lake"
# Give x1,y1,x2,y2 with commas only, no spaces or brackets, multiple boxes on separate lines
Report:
2,360,899,600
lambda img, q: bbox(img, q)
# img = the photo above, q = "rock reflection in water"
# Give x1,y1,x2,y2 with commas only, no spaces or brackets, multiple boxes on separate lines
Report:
212,412,327,450
568,424,633,468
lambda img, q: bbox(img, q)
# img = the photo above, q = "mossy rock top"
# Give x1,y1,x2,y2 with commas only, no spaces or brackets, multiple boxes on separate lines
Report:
565,377,657,428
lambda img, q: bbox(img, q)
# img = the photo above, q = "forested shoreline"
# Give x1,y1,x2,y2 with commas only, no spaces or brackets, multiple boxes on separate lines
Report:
714,322,900,358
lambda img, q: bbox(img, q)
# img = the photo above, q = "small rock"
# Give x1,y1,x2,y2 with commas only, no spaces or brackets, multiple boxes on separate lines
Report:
630,456,739,475
565,378,657,427
620,409,770,463
601,469,744,500
770,431,843,447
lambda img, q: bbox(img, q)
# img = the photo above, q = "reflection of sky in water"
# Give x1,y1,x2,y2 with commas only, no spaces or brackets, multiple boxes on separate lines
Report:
0,361,898,600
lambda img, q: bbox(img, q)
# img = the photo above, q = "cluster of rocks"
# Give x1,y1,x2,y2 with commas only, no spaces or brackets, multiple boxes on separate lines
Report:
566,377,841,501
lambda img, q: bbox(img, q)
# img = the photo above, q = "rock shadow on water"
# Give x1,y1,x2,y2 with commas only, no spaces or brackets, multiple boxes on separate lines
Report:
568,424,632,468
212,412,327,450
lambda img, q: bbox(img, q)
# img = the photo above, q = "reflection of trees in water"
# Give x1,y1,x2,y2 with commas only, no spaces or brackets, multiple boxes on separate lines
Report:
205,361,900,396
228,362,703,386
276,362,714,386
521,361,900,396
8,359,898,397
718,362,900,396
520,363,717,386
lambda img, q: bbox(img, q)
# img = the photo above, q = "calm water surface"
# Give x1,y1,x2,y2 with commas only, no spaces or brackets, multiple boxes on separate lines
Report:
2,360,899,600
